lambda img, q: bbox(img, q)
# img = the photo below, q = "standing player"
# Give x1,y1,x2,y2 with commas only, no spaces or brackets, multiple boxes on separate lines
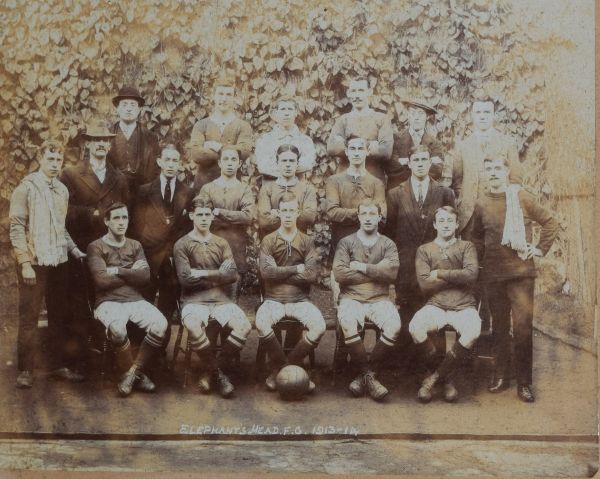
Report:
451,99,523,231
327,76,393,183
258,144,317,238
107,86,160,193
87,203,169,397
132,144,194,321
255,97,316,181
173,197,251,397
386,98,444,190
333,200,400,401
464,157,559,402
187,75,253,192
411,206,480,403
256,193,326,392
197,147,255,297
385,145,455,324
9,140,86,388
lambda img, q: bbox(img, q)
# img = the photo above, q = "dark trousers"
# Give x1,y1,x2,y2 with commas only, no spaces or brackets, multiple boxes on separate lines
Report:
395,286,426,371
486,277,535,386
17,262,73,371
144,256,178,322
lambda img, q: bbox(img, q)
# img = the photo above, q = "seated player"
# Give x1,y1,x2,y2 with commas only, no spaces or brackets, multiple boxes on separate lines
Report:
173,197,252,398
410,206,481,403
258,144,317,238
333,200,400,401
197,147,255,298
256,193,326,392
87,203,169,397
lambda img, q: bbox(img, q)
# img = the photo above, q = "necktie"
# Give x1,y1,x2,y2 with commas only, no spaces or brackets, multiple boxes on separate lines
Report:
417,183,424,208
164,180,172,210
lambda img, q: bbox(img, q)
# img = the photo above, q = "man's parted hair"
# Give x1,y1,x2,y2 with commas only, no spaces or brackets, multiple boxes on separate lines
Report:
348,75,371,89
191,196,214,212
344,134,366,148
39,140,65,158
357,199,383,216
272,96,298,111
409,144,430,158
104,202,128,220
220,146,241,159
160,143,180,158
213,74,236,90
276,143,300,162
277,192,299,208
483,155,510,168
434,206,458,221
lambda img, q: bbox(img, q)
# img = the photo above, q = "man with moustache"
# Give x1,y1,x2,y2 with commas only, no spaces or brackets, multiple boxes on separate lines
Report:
10,140,87,388
327,76,393,183
386,98,444,191
187,75,254,192
107,86,160,194
61,122,130,361
464,157,558,403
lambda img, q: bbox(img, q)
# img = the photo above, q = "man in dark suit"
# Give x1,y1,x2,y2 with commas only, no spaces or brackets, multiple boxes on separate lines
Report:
132,144,193,322
385,145,455,332
107,86,160,194
60,122,131,366
386,99,444,191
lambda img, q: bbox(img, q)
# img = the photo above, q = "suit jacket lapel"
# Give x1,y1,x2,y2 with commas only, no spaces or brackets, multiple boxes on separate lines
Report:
149,178,167,219
173,181,189,215
399,183,422,242
98,165,118,200
77,163,104,196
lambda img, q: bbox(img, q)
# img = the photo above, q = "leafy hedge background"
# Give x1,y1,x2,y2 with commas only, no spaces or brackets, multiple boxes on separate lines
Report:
0,0,594,342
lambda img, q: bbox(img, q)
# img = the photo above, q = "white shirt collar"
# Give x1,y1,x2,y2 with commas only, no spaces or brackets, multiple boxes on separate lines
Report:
160,174,176,199
90,158,107,182
409,127,425,144
411,175,430,191
271,124,301,140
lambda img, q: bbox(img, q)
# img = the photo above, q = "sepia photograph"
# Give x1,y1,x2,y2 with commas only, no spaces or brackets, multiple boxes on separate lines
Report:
0,0,596,476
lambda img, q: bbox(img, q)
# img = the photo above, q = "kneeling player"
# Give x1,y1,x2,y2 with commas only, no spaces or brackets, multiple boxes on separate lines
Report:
333,200,400,401
410,206,480,403
87,203,168,397
173,197,251,398
256,193,326,392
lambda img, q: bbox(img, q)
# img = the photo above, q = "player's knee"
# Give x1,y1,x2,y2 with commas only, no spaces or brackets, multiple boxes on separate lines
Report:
183,316,204,338
310,317,326,341
384,319,402,340
255,310,272,337
234,316,252,339
108,323,128,344
149,316,168,338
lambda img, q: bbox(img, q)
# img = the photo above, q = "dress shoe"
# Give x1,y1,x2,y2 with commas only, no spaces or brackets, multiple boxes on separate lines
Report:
488,376,510,393
118,367,138,397
135,372,156,393
198,372,212,393
517,384,535,403
16,370,33,389
265,371,278,392
50,367,85,383
216,369,235,398
348,373,365,397
417,372,439,403
444,381,459,403
364,371,388,401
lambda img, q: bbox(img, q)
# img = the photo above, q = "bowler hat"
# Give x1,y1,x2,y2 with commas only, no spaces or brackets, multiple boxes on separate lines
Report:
401,98,438,115
82,121,116,140
112,86,145,107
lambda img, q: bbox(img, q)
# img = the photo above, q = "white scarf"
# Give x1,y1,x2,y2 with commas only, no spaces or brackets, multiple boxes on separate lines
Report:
501,184,528,260
25,172,67,266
